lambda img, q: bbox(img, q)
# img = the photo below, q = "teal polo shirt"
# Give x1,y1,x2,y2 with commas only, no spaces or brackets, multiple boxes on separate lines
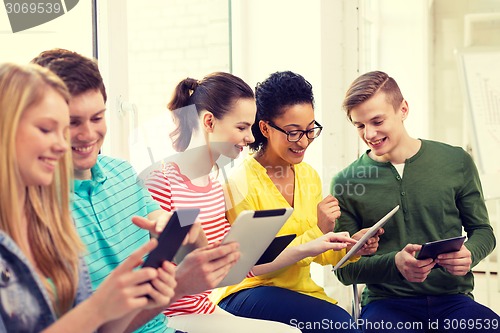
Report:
72,155,173,333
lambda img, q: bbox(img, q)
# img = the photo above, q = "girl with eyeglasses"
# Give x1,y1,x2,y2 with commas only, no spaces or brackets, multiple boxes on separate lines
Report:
211,71,381,333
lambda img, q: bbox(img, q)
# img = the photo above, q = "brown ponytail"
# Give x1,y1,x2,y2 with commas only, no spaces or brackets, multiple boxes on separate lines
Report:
168,72,254,152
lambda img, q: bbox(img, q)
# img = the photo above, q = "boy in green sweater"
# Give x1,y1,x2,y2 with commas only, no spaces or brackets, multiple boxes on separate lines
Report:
332,70,499,332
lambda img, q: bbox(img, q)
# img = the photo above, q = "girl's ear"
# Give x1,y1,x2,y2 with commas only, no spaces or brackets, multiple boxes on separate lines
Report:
259,120,270,138
202,111,215,132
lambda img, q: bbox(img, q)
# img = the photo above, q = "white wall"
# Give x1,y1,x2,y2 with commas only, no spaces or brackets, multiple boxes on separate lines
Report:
106,0,231,171
432,0,500,146
231,0,364,194
231,0,325,174
376,0,430,140
0,2,93,62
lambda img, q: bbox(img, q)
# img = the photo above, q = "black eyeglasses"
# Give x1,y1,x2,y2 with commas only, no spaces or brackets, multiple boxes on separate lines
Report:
267,120,323,142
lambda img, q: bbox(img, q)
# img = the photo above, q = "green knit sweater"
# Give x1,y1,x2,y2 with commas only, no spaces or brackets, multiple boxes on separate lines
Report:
332,139,495,306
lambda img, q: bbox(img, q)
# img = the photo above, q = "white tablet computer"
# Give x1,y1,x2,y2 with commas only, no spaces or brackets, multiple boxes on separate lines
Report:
332,205,399,271
217,207,293,287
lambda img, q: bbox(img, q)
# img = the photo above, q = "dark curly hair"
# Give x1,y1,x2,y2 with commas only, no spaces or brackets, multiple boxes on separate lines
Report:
250,71,314,151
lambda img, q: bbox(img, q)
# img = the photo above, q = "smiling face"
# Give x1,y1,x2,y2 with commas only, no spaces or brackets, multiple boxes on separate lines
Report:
68,89,107,180
349,91,408,161
262,102,316,166
208,98,256,159
15,87,70,188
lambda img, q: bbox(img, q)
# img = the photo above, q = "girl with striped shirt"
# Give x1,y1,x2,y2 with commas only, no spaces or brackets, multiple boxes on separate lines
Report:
145,72,300,333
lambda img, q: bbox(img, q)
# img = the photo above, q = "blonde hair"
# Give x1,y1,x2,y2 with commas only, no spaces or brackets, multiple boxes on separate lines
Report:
0,63,84,316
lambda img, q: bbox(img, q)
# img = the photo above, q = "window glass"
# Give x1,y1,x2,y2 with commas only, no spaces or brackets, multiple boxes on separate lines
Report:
0,1,93,63
125,0,231,173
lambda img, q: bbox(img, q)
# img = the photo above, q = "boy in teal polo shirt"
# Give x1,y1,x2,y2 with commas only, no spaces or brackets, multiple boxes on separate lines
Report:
333,70,499,332
33,49,240,333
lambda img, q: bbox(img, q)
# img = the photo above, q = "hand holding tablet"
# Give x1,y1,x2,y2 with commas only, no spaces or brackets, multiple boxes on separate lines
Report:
142,208,199,269
416,235,466,270
217,208,294,287
332,205,399,271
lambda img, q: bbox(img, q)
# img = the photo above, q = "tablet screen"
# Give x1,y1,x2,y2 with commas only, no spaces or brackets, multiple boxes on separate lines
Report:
142,208,199,269
332,205,399,271
217,208,293,287
416,235,466,260
256,234,296,265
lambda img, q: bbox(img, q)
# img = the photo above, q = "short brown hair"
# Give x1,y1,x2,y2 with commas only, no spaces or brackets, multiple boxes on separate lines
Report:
342,71,403,121
32,48,107,102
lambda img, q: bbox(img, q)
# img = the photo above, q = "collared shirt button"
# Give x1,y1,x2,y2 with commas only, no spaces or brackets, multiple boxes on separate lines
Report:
396,176,401,180
401,191,406,196
1,268,10,283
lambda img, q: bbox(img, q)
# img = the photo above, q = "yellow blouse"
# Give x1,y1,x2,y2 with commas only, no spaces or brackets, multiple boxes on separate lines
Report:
211,156,358,305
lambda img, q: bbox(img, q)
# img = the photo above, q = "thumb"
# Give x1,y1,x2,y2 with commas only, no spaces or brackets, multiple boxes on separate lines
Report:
321,194,337,204
403,243,422,256
132,215,156,233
